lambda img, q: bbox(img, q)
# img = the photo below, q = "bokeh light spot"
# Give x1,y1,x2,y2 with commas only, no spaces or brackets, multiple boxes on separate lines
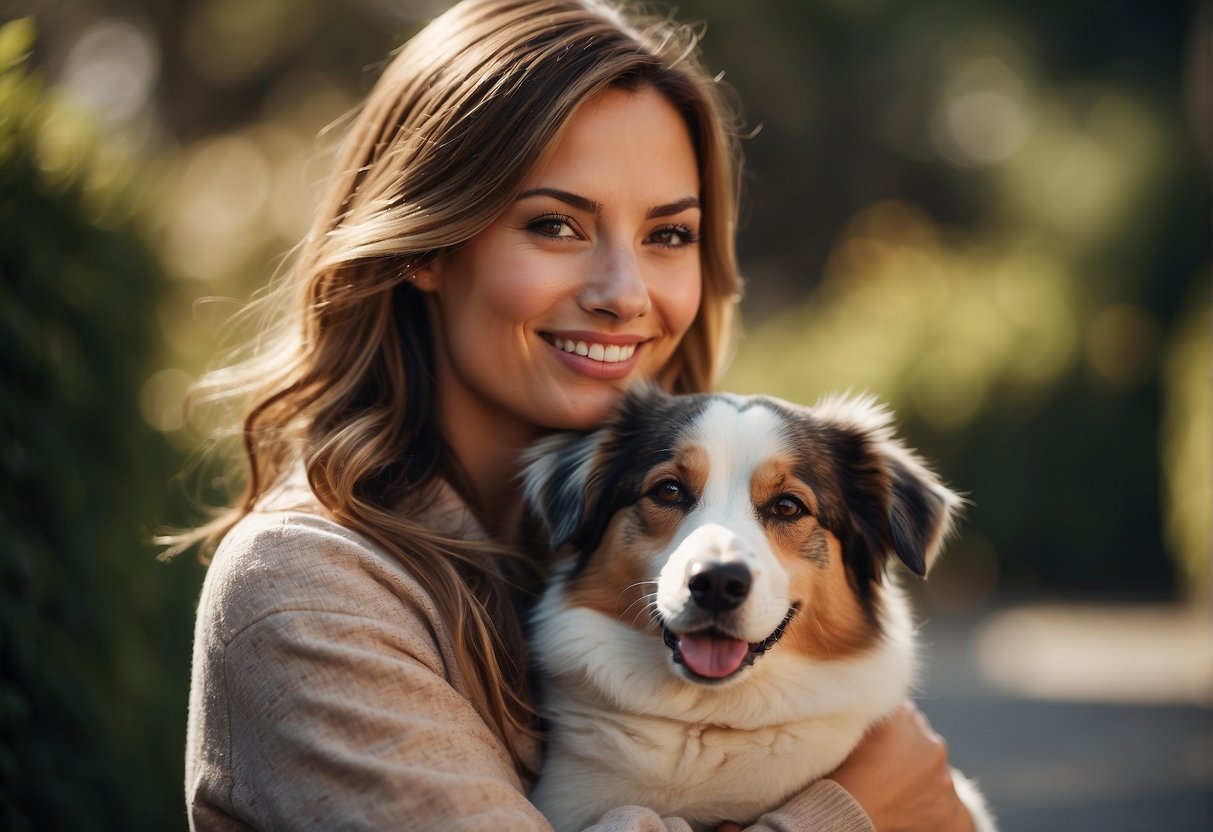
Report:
167,134,271,282
1086,303,1161,386
59,19,159,127
140,368,194,433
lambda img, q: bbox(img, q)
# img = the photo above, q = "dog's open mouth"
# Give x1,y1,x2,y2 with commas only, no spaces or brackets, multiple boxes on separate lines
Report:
661,603,801,682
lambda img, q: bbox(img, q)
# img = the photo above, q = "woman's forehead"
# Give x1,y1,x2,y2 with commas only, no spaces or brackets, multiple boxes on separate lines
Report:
519,86,700,209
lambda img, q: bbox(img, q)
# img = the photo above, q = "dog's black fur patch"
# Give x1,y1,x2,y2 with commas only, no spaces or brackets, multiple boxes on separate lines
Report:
530,385,711,578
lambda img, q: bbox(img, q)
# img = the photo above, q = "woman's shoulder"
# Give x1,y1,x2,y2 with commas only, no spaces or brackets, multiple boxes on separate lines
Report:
200,499,443,649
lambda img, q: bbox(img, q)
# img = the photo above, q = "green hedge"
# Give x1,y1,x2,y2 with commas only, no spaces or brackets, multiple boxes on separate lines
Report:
1,20,202,830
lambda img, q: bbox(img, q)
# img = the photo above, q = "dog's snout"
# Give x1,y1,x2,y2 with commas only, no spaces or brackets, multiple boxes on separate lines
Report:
687,562,752,613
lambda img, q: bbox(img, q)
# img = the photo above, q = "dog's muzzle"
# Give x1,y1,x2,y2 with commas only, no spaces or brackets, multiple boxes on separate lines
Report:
664,560,795,684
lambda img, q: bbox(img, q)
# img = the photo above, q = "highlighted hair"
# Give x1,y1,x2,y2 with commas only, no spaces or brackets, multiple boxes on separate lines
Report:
173,0,744,774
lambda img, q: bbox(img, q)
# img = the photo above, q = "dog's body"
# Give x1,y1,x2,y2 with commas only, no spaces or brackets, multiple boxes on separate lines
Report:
523,386,995,832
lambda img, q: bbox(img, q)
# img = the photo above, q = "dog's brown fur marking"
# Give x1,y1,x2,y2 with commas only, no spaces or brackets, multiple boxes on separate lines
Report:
750,456,824,564
564,509,663,632
749,457,878,659
780,529,879,659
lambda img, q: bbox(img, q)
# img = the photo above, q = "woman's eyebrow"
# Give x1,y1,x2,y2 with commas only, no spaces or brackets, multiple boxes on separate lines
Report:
515,188,701,219
516,187,602,213
646,196,700,219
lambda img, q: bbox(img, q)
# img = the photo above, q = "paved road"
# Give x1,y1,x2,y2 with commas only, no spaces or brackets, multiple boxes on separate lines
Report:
914,603,1213,832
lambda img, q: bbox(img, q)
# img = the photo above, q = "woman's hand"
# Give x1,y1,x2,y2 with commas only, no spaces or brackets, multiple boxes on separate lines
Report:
828,700,975,832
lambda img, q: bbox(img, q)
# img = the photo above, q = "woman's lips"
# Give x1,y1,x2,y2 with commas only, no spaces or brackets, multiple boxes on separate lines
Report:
540,332,648,379
547,336,637,363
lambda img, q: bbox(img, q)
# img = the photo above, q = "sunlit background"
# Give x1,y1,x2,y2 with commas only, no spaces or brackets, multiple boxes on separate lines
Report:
2,0,1209,829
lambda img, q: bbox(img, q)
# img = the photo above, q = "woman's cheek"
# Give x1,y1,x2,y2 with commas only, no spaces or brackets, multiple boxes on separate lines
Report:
666,264,704,339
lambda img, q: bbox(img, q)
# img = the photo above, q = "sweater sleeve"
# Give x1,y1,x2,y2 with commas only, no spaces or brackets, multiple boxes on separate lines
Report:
218,605,548,830
746,780,875,832
588,781,873,832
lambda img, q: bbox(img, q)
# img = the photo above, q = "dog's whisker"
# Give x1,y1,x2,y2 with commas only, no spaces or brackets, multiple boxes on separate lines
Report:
622,591,660,628
809,610,831,657
620,594,660,629
642,601,662,628
616,582,656,611
619,596,648,624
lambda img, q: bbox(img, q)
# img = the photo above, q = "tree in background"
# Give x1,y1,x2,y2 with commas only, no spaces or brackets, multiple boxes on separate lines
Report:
0,19,203,830
708,0,1210,601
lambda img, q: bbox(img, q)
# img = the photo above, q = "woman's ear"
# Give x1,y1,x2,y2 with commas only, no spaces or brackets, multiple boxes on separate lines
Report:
409,254,442,293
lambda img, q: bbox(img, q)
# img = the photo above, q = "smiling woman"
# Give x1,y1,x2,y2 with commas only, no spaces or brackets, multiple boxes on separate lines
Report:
172,1,975,830
417,87,704,521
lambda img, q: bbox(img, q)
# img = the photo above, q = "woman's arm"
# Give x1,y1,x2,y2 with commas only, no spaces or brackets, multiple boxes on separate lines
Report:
714,701,973,832
827,701,975,832
187,514,785,831
212,605,553,830
186,514,556,830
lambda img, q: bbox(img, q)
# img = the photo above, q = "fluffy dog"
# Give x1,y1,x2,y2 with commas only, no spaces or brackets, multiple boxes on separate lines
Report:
523,385,994,831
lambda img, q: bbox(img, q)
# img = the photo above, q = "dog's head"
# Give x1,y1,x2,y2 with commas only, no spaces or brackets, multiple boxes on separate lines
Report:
523,384,961,685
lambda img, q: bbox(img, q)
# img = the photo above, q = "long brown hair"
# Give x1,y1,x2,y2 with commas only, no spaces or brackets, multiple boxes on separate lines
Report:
175,0,744,774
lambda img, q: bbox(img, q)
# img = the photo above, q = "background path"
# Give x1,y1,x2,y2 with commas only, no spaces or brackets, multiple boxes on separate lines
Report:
916,601,1212,831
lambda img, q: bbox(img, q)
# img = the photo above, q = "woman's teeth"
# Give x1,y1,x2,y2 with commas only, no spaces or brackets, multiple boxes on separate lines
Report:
550,337,637,363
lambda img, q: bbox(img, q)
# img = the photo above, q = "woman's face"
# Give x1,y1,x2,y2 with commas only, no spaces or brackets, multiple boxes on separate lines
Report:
421,85,703,442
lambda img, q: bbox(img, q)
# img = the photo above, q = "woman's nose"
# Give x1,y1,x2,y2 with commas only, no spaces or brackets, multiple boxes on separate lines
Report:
578,244,651,321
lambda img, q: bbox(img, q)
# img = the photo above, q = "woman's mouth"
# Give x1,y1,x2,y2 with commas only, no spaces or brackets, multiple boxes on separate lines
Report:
538,332,650,380
542,334,638,364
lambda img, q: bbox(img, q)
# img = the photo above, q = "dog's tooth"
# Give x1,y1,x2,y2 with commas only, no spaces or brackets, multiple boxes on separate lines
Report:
575,341,589,356
604,345,621,362
563,340,575,352
588,343,606,361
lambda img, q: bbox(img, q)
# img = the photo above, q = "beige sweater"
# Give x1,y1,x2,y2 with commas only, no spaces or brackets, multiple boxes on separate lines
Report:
185,478,876,831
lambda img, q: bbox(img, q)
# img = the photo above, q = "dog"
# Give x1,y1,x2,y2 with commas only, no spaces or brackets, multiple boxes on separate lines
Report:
522,384,995,832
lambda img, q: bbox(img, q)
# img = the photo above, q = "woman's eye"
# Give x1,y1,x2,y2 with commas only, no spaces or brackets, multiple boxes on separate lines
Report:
769,495,806,519
650,479,685,504
526,214,580,240
646,224,698,248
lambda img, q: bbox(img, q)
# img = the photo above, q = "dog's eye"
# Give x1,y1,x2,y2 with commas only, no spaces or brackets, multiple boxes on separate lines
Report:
650,479,685,504
769,495,807,519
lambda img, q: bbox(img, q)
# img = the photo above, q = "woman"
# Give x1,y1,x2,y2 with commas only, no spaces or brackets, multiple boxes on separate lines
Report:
181,0,975,829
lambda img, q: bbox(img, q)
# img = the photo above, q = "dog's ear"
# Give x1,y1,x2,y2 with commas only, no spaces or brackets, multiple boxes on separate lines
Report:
521,382,679,554
884,449,961,576
521,428,604,552
814,394,962,578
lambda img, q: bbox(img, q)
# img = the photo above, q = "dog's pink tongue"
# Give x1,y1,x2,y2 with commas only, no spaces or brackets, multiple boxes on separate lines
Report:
679,634,749,678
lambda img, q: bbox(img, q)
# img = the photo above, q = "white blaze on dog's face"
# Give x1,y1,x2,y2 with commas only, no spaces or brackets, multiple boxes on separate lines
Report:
524,385,960,686
649,400,802,680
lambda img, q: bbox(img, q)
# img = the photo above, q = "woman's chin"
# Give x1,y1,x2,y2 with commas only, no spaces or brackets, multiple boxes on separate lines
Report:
542,387,631,432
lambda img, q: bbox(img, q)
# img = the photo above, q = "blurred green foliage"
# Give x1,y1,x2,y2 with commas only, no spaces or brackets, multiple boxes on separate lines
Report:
0,18,203,830
710,0,1210,599
0,0,1208,827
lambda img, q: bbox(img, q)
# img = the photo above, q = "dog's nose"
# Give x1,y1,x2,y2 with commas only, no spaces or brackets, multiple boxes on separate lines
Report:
687,562,752,613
